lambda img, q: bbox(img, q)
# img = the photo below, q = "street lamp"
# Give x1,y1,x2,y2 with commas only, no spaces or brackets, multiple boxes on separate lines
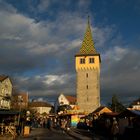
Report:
17,96,23,126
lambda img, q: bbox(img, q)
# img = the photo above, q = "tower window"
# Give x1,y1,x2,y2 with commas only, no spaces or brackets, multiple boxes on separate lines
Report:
87,85,88,89
89,58,94,63
80,58,85,64
86,73,88,78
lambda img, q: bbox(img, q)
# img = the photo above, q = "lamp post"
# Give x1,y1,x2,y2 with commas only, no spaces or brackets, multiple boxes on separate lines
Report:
18,96,23,126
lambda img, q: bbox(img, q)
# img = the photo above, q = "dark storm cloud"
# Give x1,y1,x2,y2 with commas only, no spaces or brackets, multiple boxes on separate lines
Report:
101,46,140,104
14,74,75,97
0,47,43,73
0,3,86,75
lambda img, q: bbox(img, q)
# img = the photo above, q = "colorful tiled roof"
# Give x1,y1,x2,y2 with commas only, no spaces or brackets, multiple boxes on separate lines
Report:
78,17,97,55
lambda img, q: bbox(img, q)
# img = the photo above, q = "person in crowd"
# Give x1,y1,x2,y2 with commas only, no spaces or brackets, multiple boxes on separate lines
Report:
111,117,119,140
47,117,52,130
105,118,111,137
61,119,67,133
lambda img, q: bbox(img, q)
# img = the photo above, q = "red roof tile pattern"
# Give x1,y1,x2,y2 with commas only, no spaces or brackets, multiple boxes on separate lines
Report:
0,75,8,82
65,95,76,105
29,101,53,107
13,92,28,103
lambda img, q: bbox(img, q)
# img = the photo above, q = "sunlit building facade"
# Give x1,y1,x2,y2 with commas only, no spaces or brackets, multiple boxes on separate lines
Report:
75,18,101,113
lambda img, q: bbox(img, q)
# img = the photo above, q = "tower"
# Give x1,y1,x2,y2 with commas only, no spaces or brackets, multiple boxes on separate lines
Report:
75,17,101,113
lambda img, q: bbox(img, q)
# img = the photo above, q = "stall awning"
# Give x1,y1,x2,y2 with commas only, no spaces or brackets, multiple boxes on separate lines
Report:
0,110,19,115
118,109,140,118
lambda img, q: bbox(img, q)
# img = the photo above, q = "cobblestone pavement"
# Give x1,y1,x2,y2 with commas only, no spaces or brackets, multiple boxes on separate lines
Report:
67,128,108,140
17,128,76,140
0,128,108,140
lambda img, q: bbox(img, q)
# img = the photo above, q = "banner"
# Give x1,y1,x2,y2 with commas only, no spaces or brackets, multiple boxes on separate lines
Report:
71,115,79,127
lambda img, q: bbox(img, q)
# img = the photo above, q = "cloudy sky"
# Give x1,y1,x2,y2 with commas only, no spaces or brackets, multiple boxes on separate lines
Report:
0,0,140,105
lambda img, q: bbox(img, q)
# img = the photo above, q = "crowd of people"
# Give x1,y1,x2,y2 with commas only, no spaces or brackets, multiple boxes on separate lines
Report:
28,115,71,133
77,113,140,140
0,111,139,140
15,112,140,140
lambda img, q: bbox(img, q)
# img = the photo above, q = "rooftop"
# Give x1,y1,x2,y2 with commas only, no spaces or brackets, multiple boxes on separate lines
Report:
29,101,53,107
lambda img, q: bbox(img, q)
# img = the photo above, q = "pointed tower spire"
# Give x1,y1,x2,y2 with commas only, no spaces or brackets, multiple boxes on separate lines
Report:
78,16,97,55
75,16,101,113
87,15,90,26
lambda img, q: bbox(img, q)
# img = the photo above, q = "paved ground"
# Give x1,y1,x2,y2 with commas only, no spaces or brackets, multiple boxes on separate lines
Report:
68,128,108,140
13,128,93,140
0,128,107,140
17,128,76,140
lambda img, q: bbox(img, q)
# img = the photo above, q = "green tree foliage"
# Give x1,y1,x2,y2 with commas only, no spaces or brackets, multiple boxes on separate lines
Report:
108,95,126,113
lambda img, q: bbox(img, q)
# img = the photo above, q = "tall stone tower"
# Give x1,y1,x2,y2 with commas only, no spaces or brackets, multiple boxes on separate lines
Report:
75,18,101,113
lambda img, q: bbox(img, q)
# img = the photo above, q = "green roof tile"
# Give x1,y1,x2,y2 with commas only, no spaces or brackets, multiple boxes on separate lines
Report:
79,17,97,55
